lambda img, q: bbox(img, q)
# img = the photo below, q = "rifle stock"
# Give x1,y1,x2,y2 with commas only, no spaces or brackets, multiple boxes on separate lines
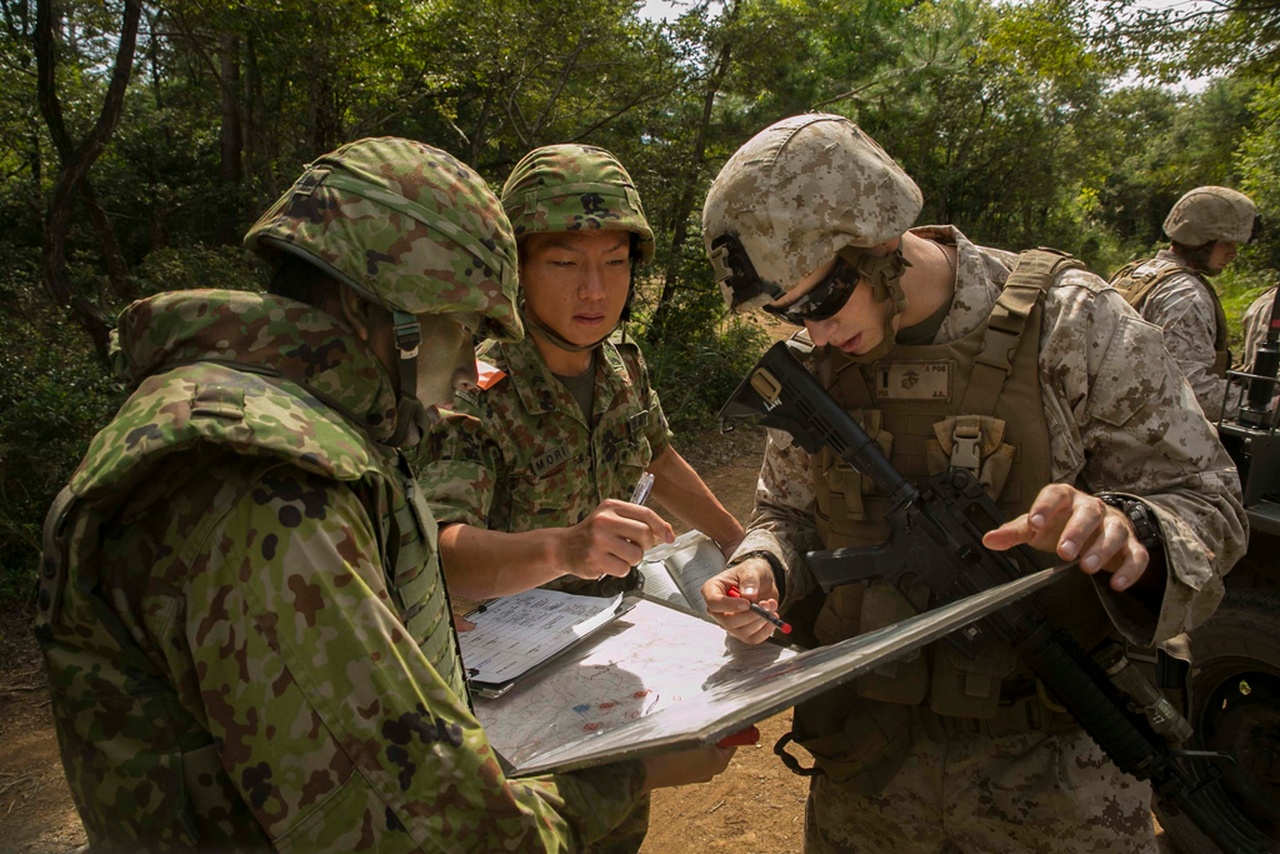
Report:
720,341,1271,854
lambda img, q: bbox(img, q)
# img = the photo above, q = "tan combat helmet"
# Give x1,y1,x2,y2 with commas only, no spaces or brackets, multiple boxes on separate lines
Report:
702,113,923,317
245,136,522,445
1163,186,1257,246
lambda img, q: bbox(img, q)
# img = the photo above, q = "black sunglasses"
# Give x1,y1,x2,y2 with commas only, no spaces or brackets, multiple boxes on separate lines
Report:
763,258,859,326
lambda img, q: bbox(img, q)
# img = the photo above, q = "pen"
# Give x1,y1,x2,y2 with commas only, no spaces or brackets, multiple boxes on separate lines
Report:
726,584,792,635
630,471,655,506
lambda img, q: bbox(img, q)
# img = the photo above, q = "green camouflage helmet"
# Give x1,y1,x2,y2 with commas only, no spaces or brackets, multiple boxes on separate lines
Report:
1163,186,1257,246
703,113,922,313
244,136,522,342
501,144,655,263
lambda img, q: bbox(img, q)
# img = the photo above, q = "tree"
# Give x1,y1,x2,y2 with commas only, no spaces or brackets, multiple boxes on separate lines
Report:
35,0,142,353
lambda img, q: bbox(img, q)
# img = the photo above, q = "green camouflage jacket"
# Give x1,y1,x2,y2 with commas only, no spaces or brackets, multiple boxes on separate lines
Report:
419,333,671,594
35,289,644,852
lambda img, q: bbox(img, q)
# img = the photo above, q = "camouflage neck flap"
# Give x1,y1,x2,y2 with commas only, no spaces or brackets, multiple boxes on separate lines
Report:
111,290,400,443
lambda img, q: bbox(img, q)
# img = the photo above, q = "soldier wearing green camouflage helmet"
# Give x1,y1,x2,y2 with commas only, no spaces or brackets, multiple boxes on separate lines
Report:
36,136,731,852
422,142,742,601
698,114,1245,853
418,144,746,850
1109,185,1258,420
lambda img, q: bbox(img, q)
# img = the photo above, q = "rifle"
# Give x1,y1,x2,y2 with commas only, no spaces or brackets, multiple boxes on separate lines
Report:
720,341,1271,854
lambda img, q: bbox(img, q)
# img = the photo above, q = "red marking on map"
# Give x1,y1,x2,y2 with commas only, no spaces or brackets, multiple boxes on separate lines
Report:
583,722,601,732
632,690,649,699
599,702,617,710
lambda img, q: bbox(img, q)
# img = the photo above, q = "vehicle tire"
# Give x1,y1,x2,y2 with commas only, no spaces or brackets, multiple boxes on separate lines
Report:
1155,589,1280,854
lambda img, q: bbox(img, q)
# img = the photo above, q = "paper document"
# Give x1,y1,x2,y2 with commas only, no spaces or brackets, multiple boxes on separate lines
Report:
638,530,726,615
459,589,624,694
476,563,1076,776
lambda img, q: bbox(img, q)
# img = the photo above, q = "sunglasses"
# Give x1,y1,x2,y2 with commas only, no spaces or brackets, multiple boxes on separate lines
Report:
763,258,859,326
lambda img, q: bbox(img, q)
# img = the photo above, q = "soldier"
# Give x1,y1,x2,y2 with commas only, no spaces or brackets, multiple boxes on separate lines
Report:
1109,185,1258,420
34,137,733,852
420,143,743,603
1241,285,1277,375
697,114,1246,852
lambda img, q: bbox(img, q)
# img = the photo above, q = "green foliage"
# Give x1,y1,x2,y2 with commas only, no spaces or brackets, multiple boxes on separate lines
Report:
7,0,1280,602
631,230,769,433
0,263,122,604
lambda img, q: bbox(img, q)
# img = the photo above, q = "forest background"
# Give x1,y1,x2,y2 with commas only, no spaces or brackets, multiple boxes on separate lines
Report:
2,0,1280,601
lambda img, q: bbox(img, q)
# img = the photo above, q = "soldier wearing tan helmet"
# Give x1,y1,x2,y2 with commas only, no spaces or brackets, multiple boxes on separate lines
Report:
36,137,729,852
1109,185,1258,419
697,114,1245,853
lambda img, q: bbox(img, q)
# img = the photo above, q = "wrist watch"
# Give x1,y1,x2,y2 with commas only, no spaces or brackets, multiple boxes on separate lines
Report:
1096,493,1164,554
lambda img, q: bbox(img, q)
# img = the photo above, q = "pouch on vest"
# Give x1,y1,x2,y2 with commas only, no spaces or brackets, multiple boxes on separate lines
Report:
811,577,931,705
924,415,1016,502
927,642,1018,718
786,681,911,793
812,410,893,524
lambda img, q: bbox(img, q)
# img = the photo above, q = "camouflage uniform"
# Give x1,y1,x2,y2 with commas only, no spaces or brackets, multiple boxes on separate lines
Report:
35,139,647,852
702,116,1246,853
1109,249,1234,420
1109,186,1257,421
421,333,671,597
1241,286,1277,373
746,227,1244,852
419,142,669,599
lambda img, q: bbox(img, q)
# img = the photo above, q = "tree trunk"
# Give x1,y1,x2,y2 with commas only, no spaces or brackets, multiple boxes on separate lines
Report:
648,35,734,342
36,0,144,355
218,32,243,245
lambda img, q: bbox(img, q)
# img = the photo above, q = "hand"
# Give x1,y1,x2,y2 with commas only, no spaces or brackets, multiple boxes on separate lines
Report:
981,483,1149,592
453,613,476,633
559,499,674,580
702,559,781,645
641,743,736,792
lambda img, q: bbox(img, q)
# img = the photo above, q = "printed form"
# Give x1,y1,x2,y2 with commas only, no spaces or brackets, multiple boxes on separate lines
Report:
459,589,623,685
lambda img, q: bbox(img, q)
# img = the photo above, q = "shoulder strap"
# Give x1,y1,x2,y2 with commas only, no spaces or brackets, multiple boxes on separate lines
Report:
964,248,1085,415
1109,261,1195,311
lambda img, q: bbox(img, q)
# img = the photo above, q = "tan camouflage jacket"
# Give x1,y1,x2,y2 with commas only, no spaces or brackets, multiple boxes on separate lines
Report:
736,227,1245,647
1241,286,1277,374
420,333,671,591
35,290,644,852
1115,249,1233,420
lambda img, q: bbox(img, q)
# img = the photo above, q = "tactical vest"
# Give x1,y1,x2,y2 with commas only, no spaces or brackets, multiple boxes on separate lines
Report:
1111,260,1230,376
788,250,1113,790
35,364,467,845
37,363,465,695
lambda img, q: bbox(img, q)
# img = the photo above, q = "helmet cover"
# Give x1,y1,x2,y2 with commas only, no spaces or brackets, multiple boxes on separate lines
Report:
501,143,655,264
703,113,923,313
1163,186,1257,246
244,136,522,342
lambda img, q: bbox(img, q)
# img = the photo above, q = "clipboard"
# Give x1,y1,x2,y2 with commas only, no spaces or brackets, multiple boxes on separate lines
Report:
459,588,639,698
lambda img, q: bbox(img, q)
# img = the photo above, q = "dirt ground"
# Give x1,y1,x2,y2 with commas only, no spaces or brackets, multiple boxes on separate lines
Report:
0,422,1173,853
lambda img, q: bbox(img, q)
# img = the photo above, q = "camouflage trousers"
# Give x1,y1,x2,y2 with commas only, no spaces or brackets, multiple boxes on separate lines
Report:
803,727,1157,853
584,792,649,853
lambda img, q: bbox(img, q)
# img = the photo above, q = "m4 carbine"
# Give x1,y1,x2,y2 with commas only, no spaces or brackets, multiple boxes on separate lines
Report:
721,341,1271,854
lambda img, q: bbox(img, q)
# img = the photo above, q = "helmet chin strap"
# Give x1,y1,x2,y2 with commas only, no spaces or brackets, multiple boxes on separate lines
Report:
388,309,424,448
520,294,624,354
840,247,911,364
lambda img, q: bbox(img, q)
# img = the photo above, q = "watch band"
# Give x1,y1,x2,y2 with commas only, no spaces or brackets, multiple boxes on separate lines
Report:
1096,493,1164,554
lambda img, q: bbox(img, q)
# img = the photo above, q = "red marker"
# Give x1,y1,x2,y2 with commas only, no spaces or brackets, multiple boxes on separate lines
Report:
725,584,792,635
716,724,760,748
